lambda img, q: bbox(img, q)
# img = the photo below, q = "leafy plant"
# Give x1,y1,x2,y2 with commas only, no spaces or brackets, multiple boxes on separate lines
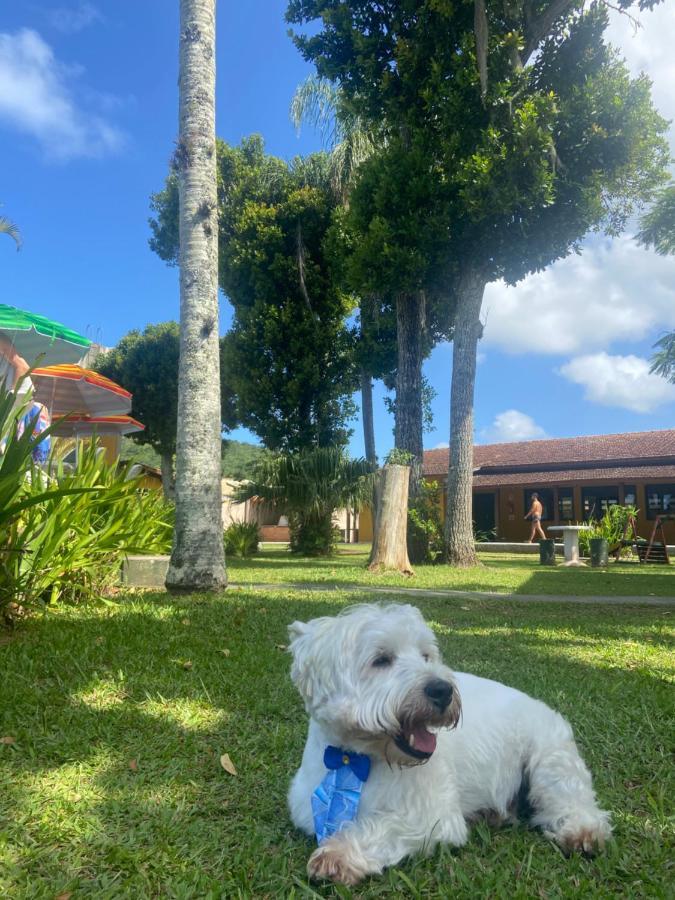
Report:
235,447,374,557
473,523,497,544
579,505,638,557
385,448,413,467
408,480,444,564
224,521,260,558
1,388,174,620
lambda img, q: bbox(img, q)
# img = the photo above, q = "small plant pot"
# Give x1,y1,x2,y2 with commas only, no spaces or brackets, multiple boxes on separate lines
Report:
589,538,609,568
539,539,556,566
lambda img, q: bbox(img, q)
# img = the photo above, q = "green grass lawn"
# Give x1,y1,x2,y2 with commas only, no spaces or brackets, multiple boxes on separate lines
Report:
230,545,675,597
1,589,673,898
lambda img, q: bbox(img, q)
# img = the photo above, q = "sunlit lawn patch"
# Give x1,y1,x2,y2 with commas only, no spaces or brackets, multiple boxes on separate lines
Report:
229,545,675,597
1,589,672,897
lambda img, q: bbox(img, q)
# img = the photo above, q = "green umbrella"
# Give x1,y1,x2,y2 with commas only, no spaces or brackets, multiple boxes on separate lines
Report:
0,303,91,366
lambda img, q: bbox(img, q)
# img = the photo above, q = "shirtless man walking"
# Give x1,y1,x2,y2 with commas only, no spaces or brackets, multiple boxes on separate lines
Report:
525,492,546,542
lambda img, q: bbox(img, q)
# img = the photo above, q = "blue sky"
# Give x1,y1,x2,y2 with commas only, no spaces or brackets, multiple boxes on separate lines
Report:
1,1,674,459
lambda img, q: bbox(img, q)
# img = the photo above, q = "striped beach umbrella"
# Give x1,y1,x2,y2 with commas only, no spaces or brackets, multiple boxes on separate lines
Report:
49,414,144,438
31,364,132,416
0,304,91,365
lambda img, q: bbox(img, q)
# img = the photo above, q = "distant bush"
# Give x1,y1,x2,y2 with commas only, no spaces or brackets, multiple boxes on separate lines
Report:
224,521,260,557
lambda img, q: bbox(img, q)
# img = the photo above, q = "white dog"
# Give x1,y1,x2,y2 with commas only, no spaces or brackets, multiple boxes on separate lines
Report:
288,603,611,886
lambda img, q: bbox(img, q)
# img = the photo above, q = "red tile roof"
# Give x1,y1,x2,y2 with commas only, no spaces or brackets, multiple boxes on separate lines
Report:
424,430,675,479
472,464,675,487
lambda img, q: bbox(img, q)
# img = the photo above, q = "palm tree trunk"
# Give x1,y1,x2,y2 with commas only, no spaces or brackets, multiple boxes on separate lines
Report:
166,0,226,591
395,290,425,494
444,267,487,567
360,368,376,464
160,451,175,500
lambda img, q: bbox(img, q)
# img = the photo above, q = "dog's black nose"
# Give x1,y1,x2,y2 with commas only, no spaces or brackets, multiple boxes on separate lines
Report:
424,679,453,711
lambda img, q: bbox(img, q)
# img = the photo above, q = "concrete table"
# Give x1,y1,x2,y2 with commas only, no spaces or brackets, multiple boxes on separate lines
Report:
548,525,592,567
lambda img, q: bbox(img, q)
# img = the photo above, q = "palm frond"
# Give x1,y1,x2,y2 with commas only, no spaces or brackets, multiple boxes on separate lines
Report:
650,331,675,384
0,215,22,250
234,447,375,516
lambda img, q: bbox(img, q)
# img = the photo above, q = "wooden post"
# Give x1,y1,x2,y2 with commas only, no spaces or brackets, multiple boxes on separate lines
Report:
368,464,413,575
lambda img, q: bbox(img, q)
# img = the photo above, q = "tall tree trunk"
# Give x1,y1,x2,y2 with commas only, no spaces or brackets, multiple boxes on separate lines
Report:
368,464,413,574
444,267,487,567
161,451,175,500
395,290,425,494
167,0,226,591
360,368,376,465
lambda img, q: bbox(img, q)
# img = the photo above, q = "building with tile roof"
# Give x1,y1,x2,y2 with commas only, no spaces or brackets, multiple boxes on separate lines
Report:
422,429,675,542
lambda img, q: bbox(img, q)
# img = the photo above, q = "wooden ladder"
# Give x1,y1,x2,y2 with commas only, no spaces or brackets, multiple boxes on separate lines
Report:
636,515,672,565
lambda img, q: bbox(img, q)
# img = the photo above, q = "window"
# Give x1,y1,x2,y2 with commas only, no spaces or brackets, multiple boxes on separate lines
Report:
582,487,619,521
523,488,554,521
645,484,675,520
558,489,574,520
623,485,636,507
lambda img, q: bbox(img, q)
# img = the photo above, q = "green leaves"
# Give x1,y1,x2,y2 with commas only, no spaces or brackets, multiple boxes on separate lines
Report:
0,391,174,618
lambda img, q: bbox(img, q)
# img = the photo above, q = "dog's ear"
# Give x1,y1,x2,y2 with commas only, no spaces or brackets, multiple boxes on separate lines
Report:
288,620,311,642
287,617,333,705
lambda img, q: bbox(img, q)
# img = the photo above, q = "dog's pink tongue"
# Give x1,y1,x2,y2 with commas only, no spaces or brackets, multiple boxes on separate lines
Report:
412,726,437,755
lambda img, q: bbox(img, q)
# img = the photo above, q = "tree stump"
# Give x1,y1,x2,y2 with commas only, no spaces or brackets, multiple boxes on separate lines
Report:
368,464,413,575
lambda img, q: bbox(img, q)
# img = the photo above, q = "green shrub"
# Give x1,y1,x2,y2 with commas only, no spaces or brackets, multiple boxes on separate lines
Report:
289,512,340,557
1,386,174,620
224,521,260,557
578,505,638,557
235,447,374,558
408,480,444,564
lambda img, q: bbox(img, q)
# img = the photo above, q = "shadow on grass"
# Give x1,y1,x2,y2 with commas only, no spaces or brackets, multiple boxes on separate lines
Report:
0,589,672,897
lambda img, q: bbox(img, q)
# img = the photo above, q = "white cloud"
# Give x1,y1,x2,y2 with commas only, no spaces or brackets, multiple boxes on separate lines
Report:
0,28,124,161
433,442,449,450
559,352,675,413
607,3,675,138
48,3,103,35
480,410,548,444
482,236,675,355
480,4,675,359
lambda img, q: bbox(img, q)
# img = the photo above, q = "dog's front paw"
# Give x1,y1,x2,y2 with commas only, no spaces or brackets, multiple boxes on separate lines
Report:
552,814,612,858
307,840,369,886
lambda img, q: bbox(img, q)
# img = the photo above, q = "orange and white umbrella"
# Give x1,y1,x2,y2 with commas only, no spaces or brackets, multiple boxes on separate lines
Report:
31,364,132,417
49,414,144,438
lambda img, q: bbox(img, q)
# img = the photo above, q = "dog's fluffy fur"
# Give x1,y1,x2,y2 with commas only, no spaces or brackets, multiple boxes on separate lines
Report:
288,603,611,885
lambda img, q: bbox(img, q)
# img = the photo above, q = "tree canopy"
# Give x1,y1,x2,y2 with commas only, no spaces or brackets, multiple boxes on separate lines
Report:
150,136,358,452
95,321,237,493
287,0,671,565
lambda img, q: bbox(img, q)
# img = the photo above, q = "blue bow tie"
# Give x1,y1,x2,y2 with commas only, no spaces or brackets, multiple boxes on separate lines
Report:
311,746,371,844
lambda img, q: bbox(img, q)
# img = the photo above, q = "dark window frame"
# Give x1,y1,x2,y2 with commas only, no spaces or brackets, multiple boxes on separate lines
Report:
557,488,574,521
582,486,620,521
645,483,675,520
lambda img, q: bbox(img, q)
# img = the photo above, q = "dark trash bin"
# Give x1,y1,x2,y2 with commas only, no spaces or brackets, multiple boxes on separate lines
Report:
590,537,609,567
539,539,556,565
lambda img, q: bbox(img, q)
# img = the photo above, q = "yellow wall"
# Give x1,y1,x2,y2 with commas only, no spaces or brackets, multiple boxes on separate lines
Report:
359,505,374,543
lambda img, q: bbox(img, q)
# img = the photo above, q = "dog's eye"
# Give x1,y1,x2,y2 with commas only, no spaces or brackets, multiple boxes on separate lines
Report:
372,654,393,668
422,653,430,663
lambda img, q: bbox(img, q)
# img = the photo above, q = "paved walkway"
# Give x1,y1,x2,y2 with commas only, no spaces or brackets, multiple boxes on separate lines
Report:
229,581,675,608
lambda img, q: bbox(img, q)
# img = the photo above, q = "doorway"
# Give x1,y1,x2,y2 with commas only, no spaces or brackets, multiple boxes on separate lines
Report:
473,492,496,539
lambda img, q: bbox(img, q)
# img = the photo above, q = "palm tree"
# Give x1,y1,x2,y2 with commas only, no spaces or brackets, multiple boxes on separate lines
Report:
0,214,22,250
166,0,226,591
291,78,384,467
637,184,675,384
235,447,375,556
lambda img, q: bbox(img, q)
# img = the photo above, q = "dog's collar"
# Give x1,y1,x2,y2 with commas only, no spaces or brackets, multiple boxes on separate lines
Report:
311,746,371,844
